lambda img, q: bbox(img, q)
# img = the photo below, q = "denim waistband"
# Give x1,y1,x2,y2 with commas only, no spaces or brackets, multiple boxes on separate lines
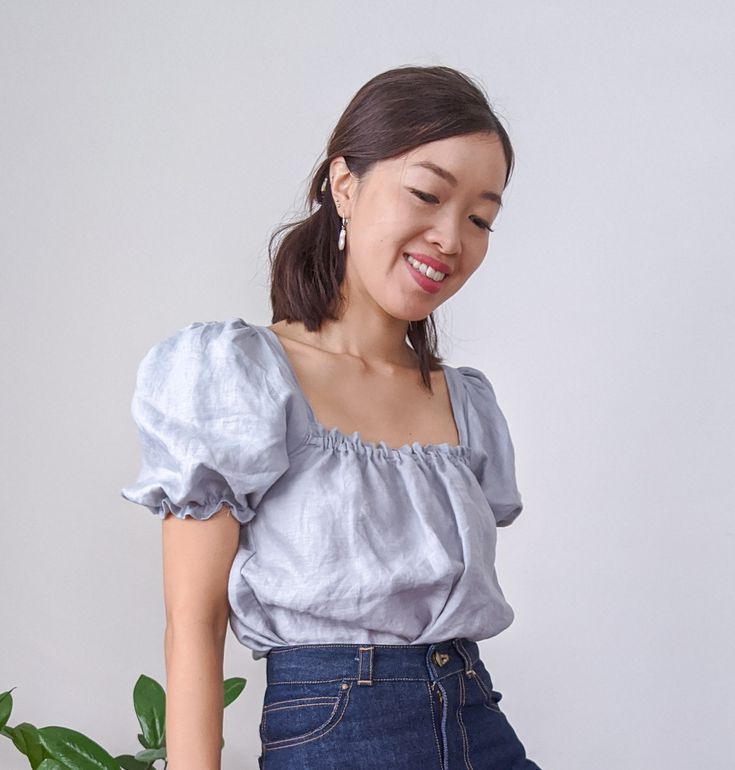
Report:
265,638,481,685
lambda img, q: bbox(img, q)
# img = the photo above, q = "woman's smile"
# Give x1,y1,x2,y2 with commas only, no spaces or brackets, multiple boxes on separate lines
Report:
403,252,447,295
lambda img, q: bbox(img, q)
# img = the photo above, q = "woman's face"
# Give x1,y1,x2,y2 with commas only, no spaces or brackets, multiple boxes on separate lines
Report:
331,131,508,323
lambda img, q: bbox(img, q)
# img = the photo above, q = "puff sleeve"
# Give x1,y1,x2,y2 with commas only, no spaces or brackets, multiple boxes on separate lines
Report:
120,320,291,524
458,366,524,527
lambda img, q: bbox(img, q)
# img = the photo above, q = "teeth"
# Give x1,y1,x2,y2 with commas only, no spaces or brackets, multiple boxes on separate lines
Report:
405,254,446,282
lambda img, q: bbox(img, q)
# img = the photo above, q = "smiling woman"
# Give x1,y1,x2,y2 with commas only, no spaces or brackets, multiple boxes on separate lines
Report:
121,64,540,770
268,64,515,391
329,130,508,304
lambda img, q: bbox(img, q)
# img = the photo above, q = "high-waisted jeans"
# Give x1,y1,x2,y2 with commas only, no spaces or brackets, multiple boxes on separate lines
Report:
257,638,543,769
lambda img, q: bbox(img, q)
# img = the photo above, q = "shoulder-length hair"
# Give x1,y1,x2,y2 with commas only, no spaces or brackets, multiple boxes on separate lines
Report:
268,64,515,391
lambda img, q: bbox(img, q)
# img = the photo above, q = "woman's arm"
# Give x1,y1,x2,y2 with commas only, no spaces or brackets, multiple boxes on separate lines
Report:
161,505,241,770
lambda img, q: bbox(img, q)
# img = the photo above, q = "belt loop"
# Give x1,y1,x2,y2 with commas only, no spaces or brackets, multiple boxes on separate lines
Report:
357,645,374,685
452,638,475,676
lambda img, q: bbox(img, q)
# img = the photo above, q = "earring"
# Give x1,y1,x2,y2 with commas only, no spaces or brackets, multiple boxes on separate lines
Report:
335,200,348,251
338,216,348,251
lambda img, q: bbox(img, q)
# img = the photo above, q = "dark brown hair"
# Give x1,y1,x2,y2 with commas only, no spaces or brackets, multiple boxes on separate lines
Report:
268,64,514,391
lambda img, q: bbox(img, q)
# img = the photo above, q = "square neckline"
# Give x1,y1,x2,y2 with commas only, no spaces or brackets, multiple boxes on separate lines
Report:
256,322,469,456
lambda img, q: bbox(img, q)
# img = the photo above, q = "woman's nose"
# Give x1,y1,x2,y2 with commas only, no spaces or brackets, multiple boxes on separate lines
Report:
429,213,461,256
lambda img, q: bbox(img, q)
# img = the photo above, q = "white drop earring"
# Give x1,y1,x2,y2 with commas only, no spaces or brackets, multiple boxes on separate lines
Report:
336,200,349,251
338,217,347,251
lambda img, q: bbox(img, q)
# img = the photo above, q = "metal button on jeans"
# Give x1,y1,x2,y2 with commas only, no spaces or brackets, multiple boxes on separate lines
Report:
432,651,449,666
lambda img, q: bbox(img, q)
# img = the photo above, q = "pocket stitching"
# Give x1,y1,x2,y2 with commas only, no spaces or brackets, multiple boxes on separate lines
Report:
264,696,338,712
262,698,339,738
262,680,353,750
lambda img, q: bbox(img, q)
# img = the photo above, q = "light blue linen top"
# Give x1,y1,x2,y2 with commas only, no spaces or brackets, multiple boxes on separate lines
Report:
120,318,524,660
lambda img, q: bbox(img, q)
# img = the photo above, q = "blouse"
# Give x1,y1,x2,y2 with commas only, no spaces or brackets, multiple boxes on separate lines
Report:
120,318,524,660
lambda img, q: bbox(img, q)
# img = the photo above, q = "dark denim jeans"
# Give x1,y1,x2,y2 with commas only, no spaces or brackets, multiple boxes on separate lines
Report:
257,638,542,769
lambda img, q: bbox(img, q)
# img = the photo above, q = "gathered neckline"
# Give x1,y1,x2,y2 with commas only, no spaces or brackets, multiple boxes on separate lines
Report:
249,320,470,461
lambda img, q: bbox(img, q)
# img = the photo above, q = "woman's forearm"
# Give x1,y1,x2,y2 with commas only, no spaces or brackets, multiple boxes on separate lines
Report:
163,622,227,770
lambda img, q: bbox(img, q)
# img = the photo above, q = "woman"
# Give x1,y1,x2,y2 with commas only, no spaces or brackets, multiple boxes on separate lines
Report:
121,64,541,769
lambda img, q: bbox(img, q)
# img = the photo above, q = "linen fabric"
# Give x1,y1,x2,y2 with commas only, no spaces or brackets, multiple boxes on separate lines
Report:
120,318,525,660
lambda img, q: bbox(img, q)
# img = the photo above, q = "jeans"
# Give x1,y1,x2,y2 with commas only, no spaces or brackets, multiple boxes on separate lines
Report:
257,638,542,769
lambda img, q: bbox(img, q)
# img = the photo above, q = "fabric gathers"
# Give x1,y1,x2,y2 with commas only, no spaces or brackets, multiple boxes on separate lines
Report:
120,318,524,660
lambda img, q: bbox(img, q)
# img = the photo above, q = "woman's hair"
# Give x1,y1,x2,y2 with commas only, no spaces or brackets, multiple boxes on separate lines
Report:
268,64,514,390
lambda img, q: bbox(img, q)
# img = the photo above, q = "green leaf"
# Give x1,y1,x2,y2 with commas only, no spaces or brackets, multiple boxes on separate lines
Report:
37,760,64,770
136,733,151,749
223,677,246,708
133,746,166,762
5,721,46,767
133,675,166,750
115,756,151,770
0,688,15,730
37,725,120,770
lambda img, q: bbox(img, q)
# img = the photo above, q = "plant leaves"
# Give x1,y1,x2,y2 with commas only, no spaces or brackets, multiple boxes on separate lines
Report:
133,746,166,762
37,725,120,770
5,721,46,767
136,732,151,749
37,760,64,770
132,675,165,749
223,677,246,708
0,688,14,730
115,757,151,770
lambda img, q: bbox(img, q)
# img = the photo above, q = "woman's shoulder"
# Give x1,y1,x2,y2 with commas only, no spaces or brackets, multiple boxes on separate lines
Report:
141,317,267,364
450,363,524,527
451,362,518,448
121,318,292,523
130,317,293,422
137,317,279,383
451,364,500,413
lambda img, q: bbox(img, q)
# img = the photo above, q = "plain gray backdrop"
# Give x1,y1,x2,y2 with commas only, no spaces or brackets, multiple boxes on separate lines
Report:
1,2,733,768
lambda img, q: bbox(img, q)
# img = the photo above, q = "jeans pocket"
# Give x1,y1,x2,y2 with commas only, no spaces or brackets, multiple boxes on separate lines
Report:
260,679,353,750
472,660,504,713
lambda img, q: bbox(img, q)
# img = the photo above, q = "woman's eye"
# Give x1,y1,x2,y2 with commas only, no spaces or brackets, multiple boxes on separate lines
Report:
410,188,438,204
471,216,495,232
410,189,495,232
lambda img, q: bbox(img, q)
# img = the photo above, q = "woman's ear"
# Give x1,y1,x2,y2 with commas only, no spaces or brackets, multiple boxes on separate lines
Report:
329,156,358,217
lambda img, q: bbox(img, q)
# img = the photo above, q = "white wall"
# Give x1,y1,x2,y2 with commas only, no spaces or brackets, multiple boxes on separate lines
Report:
1,2,733,768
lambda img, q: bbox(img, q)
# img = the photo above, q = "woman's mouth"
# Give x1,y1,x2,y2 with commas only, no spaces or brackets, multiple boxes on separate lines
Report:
403,253,447,294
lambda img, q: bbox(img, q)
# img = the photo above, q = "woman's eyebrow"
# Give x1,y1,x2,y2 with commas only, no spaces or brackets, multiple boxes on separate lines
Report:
409,160,503,206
